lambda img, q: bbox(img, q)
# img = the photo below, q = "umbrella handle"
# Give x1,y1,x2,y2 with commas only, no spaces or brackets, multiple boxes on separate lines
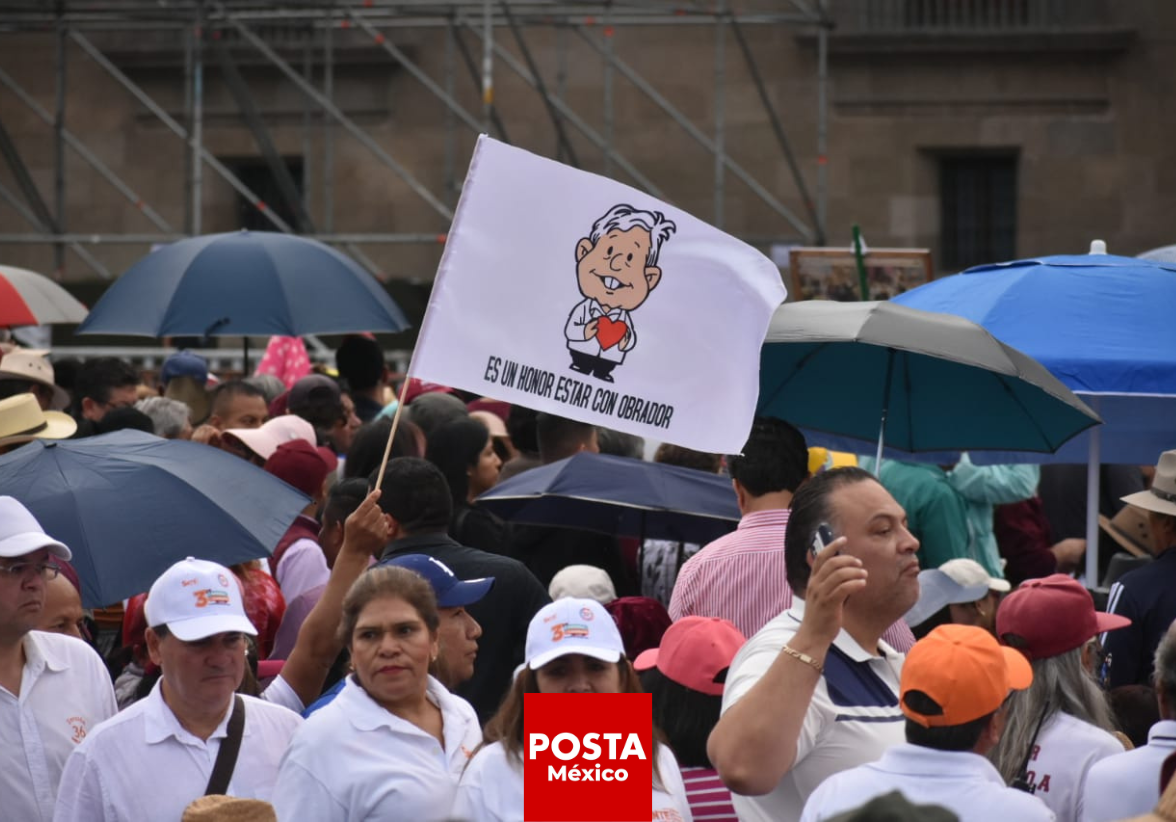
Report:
874,349,895,471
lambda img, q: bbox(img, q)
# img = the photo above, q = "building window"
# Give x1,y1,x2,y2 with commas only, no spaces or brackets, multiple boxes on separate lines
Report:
224,157,305,233
939,154,1017,271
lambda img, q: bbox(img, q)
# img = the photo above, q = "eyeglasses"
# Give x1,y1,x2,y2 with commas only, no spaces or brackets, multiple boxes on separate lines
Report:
0,561,61,581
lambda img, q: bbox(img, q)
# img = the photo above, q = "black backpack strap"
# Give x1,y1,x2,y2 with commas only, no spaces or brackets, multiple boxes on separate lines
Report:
205,695,246,796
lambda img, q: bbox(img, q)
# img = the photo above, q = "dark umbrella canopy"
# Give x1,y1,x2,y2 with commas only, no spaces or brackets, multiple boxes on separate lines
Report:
476,452,739,544
758,300,1101,454
0,430,310,607
76,230,410,338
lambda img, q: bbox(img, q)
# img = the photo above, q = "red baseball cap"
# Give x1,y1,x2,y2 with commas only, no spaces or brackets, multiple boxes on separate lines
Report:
996,574,1131,661
634,616,745,696
264,439,338,498
901,624,1032,727
402,378,455,405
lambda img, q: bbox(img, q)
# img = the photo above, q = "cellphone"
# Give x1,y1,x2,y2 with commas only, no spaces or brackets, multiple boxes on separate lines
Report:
810,523,837,557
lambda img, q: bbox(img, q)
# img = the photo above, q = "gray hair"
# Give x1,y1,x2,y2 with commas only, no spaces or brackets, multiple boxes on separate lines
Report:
135,396,189,438
988,647,1116,783
1154,622,1176,704
243,374,286,405
588,204,677,267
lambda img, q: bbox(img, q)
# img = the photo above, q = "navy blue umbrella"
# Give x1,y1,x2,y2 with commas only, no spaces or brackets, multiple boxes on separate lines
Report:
475,452,739,544
0,430,310,607
76,230,410,338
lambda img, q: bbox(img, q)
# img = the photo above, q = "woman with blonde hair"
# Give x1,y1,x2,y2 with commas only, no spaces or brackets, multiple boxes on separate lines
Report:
453,597,692,822
272,566,481,820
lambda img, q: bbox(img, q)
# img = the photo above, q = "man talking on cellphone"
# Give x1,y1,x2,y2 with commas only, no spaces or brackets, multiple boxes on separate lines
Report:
708,466,922,822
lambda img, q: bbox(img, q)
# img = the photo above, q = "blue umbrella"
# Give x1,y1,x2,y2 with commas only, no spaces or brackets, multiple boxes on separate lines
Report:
892,251,1176,397
76,230,410,338
475,452,739,544
0,430,310,607
892,246,1176,582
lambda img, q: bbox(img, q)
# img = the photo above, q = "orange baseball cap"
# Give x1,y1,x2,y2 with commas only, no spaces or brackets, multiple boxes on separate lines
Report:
900,624,1033,728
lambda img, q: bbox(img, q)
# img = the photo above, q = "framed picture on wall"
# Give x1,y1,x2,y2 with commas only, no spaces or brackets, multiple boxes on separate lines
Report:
788,248,934,302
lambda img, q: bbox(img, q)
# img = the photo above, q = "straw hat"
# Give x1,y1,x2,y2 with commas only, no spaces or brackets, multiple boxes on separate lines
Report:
0,393,76,448
1121,450,1176,518
182,796,276,822
0,349,69,410
1099,505,1154,558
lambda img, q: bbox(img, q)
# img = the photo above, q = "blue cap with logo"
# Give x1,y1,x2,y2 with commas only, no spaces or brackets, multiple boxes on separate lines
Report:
160,350,209,387
381,553,495,608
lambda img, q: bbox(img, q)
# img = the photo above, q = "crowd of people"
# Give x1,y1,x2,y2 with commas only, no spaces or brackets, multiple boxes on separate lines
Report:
1,333,1176,822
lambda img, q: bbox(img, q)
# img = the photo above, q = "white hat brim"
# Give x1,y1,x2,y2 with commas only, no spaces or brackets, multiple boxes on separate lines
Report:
165,613,259,641
1121,489,1176,518
0,529,72,561
528,644,622,671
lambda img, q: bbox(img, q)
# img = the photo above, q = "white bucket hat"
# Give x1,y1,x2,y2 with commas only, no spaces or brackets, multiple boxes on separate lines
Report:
0,496,71,560
526,597,624,670
144,557,257,641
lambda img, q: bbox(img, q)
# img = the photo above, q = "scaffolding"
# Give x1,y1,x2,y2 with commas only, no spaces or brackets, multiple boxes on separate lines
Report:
0,1,833,284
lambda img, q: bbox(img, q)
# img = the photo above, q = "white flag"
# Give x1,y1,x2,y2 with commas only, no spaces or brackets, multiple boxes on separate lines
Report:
411,136,787,454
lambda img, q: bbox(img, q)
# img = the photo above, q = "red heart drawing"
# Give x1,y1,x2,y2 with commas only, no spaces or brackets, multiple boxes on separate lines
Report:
595,316,628,350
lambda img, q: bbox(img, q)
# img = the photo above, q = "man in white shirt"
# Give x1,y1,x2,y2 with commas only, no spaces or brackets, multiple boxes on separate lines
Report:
708,466,922,822
801,623,1053,821
53,557,303,822
1083,621,1176,821
0,497,117,822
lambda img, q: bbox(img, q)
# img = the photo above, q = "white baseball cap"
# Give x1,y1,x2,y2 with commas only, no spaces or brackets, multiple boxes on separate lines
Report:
526,597,625,670
144,557,257,641
904,557,1011,628
0,496,71,560
548,564,617,605
940,558,1011,594
223,414,315,461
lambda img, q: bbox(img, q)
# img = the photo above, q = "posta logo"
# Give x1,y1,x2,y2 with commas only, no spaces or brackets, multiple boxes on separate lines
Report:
524,692,653,821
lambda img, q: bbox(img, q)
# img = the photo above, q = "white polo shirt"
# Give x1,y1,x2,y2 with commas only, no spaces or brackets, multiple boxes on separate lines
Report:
721,600,906,822
1081,719,1176,822
271,675,482,822
800,743,1055,822
52,680,302,822
1023,711,1125,822
0,631,117,822
453,739,693,822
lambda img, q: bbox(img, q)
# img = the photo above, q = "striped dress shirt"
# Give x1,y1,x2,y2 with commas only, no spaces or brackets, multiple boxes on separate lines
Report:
668,509,915,652
680,766,738,822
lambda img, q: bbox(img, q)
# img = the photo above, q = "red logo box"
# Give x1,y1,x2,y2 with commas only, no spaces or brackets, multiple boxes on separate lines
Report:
524,692,653,822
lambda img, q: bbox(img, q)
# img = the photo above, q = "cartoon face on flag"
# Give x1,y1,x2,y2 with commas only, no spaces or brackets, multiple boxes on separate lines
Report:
411,136,787,454
566,204,677,382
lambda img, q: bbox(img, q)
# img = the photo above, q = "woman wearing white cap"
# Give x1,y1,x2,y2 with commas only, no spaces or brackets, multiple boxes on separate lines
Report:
452,597,692,822
270,566,482,821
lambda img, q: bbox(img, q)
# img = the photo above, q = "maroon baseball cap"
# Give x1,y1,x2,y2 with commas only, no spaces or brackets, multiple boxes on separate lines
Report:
402,378,455,405
996,574,1131,661
264,439,338,498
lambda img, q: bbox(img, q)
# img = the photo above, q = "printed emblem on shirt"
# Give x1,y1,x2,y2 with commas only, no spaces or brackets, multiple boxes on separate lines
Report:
67,716,87,744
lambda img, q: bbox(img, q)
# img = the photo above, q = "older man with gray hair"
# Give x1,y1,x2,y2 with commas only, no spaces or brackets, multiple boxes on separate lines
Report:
564,203,677,382
135,396,193,439
1082,620,1176,821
